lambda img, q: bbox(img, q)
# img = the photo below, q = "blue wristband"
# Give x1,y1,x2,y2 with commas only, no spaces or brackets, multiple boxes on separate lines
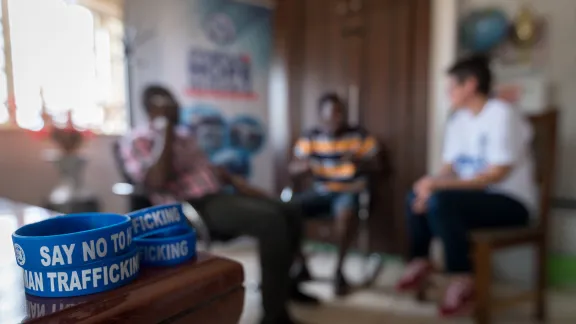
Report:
128,203,187,237
134,225,197,266
23,246,140,298
13,213,132,270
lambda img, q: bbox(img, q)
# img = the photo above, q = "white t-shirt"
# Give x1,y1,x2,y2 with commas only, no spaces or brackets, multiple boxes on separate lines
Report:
442,99,538,215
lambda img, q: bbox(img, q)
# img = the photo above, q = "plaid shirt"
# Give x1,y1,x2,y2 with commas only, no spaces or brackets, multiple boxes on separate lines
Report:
120,125,221,205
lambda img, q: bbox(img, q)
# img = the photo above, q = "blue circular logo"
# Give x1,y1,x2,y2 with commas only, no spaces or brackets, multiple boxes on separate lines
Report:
229,115,266,154
204,13,236,46
181,105,228,154
14,243,25,266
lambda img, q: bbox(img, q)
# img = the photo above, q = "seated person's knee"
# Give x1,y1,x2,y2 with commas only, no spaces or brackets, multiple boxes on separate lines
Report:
332,193,359,219
406,191,417,206
426,191,453,216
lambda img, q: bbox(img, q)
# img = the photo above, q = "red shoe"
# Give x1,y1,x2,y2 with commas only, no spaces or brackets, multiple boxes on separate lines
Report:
395,260,433,292
438,280,474,317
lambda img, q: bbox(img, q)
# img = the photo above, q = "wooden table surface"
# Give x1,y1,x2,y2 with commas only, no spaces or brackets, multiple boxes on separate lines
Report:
0,199,245,324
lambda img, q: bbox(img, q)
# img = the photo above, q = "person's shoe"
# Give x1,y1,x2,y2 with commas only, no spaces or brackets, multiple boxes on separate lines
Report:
438,279,474,317
395,260,433,292
290,286,321,305
334,273,351,296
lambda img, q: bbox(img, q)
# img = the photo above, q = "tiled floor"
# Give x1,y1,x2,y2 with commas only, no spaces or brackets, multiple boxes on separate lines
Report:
212,240,576,324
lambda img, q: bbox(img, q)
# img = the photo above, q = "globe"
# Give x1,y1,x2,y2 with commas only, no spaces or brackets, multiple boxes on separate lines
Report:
460,9,509,53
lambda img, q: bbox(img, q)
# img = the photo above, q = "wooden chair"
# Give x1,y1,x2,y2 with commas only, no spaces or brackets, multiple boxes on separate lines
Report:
471,109,558,323
280,179,381,285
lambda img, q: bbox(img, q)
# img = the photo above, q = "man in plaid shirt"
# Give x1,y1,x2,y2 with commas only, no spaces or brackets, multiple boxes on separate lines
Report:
120,85,317,324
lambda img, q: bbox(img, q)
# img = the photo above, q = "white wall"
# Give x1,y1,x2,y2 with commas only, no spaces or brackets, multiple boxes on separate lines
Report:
427,0,459,174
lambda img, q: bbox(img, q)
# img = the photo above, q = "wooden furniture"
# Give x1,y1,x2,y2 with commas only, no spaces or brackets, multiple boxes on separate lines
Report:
471,109,558,324
415,109,559,324
270,0,430,255
0,198,244,324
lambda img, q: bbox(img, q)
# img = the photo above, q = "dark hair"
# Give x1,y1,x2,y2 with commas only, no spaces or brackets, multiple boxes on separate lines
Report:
142,85,177,112
318,93,345,112
447,54,492,95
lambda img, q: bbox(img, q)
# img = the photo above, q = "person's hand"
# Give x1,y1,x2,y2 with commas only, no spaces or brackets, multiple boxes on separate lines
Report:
413,176,436,199
411,176,438,214
411,197,428,214
152,116,169,131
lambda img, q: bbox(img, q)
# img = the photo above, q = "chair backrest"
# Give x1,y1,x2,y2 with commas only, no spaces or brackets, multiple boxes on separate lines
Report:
112,139,134,185
528,109,558,234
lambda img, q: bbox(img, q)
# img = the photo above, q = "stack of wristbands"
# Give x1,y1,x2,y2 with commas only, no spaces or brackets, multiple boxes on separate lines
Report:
12,213,140,298
127,203,197,267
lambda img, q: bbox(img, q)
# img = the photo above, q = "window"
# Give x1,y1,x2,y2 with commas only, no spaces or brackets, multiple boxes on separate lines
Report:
0,0,126,134
0,1,9,126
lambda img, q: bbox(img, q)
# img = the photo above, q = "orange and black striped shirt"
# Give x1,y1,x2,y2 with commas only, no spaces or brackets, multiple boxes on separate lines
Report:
294,126,378,193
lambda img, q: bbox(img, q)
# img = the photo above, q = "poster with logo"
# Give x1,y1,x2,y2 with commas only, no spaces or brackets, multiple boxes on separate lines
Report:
149,0,272,189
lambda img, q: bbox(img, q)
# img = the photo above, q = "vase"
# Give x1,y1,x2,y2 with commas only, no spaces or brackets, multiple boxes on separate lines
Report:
48,153,93,205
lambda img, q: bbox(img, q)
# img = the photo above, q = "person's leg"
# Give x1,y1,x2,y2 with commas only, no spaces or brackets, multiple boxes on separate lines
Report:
290,190,333,280
396,191,435,291
405,191,434,260
426,190,529,274
330,192,360,295
243,196,320,305
425,190,529,315
194,193,297,324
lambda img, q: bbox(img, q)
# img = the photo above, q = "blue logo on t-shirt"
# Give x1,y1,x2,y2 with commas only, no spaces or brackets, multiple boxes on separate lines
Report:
454,134,489,177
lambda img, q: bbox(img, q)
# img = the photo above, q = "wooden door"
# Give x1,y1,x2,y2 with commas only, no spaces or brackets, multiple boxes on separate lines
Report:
359,0,431,254
270,0,430,256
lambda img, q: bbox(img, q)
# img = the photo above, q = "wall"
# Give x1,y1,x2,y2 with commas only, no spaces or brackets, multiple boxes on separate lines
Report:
0,132,127,213
427,0,458,174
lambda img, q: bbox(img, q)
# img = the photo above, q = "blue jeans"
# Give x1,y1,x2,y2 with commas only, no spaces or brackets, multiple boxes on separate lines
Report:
294,190,359,218
406,190,529,273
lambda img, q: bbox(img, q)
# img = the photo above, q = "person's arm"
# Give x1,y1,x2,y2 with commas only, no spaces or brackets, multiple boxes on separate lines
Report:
125,117,176,190
433,107,519,191
144,121,177,189
289,136,312,176
432,165,512,190
414,113,460,197
351,131,379,172
435,163,456,179
211,165,269,198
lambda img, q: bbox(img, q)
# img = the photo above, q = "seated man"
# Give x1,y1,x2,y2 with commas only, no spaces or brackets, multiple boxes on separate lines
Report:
395,55,536,316
289,93,379,296
120,85,318,324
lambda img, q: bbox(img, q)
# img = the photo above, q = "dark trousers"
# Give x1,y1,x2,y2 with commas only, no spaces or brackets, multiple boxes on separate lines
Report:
188,193,302,323
406,190,529,273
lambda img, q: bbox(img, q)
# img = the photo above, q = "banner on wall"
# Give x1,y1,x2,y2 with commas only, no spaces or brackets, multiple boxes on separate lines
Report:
180,0,271,180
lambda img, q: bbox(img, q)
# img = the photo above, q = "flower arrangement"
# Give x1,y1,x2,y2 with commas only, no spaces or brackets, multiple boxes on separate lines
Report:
31,89,94,154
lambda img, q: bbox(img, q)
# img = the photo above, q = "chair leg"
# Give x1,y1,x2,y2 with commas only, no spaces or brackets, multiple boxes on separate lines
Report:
474,242,492,324
536,239,547,321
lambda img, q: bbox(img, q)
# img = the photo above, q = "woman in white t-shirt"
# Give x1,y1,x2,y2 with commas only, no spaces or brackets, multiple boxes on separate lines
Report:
395,55,537,316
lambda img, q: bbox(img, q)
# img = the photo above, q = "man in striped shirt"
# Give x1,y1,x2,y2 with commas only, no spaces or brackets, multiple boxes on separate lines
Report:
290,93,379,295
121,86,318,324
